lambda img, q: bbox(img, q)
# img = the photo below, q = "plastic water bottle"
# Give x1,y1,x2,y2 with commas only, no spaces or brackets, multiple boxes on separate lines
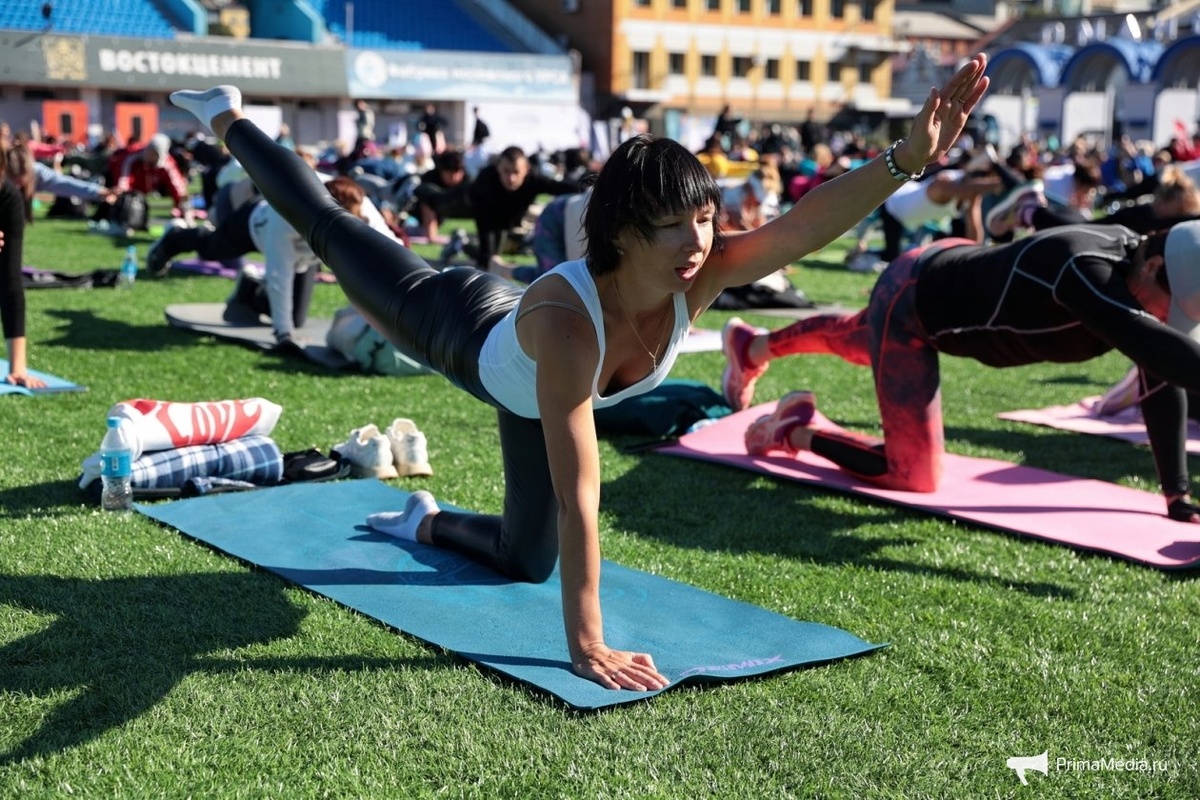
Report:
118,245,138,290
100,417,134,512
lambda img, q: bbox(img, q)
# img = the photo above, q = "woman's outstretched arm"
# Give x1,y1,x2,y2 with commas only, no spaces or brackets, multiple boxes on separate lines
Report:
700,54,990,299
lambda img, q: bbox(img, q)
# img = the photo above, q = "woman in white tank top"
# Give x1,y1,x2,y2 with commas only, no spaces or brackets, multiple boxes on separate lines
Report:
170,55,989,692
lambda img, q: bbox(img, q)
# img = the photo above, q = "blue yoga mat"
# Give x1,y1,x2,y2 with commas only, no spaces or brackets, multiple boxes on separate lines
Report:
138,479,884,709
0,360,86,396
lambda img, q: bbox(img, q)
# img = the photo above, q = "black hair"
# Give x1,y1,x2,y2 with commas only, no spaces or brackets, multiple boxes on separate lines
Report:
2,138,35,222
434,148,464,173
583,134,724,276
498,146,526,164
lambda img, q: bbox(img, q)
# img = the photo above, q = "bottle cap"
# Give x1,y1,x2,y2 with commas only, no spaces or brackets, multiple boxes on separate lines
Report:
107,416,121,428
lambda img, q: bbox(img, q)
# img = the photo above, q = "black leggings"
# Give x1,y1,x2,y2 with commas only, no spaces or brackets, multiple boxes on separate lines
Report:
0,181,26,341
224,119,558,582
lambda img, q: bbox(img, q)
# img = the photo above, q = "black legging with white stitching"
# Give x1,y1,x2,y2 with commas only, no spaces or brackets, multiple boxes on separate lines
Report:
224,118,559,582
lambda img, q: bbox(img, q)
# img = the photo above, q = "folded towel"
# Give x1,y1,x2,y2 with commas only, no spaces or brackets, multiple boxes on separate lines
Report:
80,434,283,490
104,397,283,459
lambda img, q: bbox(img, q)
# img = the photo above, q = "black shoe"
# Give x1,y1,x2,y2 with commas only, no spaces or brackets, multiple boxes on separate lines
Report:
273,336,305,357
439,228,468,263
231,272,259,305
282,449,351,483
221,300,262,325
146,231,176,277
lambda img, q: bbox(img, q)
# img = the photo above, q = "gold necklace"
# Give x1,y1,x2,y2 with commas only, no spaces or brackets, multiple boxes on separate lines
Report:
613,276,672,371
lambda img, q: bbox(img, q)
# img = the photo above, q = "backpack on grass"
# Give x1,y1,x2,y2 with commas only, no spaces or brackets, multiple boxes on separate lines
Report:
113,190,148,231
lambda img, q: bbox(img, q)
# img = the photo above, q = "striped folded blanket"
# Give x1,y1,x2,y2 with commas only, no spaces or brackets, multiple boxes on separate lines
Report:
80,435,283,490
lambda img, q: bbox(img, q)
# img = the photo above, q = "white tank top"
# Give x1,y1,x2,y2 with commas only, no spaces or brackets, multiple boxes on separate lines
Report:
478,259,691,419
883,168,963,230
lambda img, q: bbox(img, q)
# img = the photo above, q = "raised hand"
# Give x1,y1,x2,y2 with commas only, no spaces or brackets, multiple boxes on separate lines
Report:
898,54,990,173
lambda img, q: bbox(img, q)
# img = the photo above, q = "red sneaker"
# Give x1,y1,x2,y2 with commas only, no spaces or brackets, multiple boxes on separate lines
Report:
744,391,817,456
721,316,769,411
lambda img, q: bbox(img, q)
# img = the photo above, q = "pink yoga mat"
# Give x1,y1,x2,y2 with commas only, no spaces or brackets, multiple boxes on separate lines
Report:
659,403,1200,569
999,397,1200,456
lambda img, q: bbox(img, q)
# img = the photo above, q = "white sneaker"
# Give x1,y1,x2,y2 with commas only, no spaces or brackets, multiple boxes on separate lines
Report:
385,418,432,477
333,424,399,479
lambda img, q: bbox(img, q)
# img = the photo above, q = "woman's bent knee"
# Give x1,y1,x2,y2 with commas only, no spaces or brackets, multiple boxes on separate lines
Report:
504,551,557,584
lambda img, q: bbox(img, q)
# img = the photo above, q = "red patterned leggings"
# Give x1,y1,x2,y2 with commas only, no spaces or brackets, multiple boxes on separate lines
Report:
764,240,973,491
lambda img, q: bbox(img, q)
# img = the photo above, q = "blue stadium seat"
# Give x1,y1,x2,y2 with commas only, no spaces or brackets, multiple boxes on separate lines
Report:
312,0,514,53
0,0,176,39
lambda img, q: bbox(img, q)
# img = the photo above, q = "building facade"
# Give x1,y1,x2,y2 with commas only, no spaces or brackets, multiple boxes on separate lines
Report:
507,0,908,142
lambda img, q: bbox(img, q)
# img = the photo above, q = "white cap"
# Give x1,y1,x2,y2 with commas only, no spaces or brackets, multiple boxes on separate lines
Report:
149,133,171,158
1164,220,1200,341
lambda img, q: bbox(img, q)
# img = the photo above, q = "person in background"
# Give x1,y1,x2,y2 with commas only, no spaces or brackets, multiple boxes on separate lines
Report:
866,152,1003,262
695,136,730,179
466,145,583,273
33,156,121,211
147,176,366,353
111,133,193,223
186,131,231,212
411,148,471,243
471,107,490,148
712,104,739,150
417,103,447,155
723,220,1200,525
354,99,376,146
275,123,295,151
0,140,46,388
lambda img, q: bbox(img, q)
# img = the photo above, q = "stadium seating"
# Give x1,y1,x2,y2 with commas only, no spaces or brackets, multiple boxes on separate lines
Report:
1,0,176,39
1,0,521,53
311,0,515,52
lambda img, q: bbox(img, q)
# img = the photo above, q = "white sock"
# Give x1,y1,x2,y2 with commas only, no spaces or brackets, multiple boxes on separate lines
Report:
366,490,438,542
169,85,242,134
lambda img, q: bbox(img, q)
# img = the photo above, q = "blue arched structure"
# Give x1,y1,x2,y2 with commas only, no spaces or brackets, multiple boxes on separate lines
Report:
985,42,1073,92
1060,39,1164,90
1152,35,1200,87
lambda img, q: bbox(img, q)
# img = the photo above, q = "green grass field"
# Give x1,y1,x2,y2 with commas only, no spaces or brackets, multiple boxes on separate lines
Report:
2,208,1197,799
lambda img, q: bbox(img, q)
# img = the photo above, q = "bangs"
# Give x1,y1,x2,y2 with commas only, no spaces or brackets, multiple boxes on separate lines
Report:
614,138,723,246
627,139,723,218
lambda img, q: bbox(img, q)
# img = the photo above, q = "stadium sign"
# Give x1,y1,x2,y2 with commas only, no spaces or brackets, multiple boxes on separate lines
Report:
348,48,576,103
0,31,347,96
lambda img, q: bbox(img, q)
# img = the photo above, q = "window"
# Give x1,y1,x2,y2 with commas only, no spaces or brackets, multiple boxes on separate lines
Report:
672,0,688,7
795,60,811,81
767,0,781,11
797,0,811,16
737,0,751,11
765,58,780,80
632,51,651,88
861,0,875,20
858,63,872,84
830,61,844,82
633,0,651,6
831,0,844,17
707,0,721,8
669,52,686,75
732,56,753,77
701,54,718,76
